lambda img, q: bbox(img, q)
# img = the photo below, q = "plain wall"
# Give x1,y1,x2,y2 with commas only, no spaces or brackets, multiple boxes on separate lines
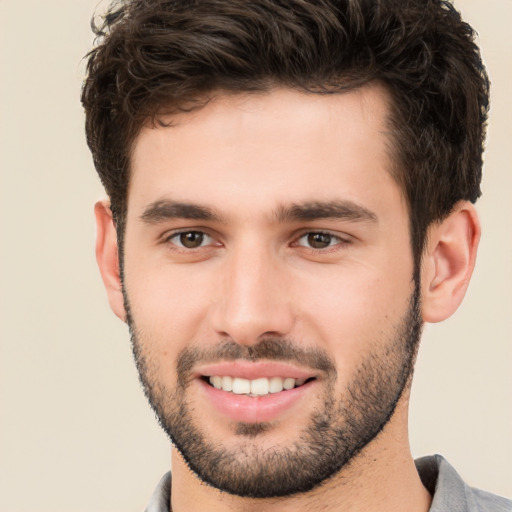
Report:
0,1,510,510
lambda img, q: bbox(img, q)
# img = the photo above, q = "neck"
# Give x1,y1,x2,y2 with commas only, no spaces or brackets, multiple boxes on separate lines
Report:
169,394,431,512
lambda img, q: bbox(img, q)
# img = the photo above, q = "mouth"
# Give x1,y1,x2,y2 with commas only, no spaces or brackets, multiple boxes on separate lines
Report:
203,375,315,396
195,361,319,424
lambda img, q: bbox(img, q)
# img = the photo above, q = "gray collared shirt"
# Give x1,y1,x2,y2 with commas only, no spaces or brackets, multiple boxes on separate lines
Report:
145,455,511,512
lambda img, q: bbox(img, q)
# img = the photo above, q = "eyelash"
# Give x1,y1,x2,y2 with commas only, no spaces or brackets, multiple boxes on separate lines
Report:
162,229,352,254
163,230,216,250
294,231,351,251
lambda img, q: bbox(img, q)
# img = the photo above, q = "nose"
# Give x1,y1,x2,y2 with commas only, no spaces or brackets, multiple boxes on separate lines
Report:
210,242,295,346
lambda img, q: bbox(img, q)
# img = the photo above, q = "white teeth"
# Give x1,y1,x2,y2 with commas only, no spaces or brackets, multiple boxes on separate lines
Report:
221,376,233,392
269,377,284,393
283,377,296,390
211,376,222,389
208,376,309,396
232,377,251,394
250,378,269,395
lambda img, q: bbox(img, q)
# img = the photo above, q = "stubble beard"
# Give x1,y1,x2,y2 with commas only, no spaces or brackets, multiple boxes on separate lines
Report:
124,281,422,498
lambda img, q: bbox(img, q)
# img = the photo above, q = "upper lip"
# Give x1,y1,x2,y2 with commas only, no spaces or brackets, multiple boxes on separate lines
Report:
194,361,317,380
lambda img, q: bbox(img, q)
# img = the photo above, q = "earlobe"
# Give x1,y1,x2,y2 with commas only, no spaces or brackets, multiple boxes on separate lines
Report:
94,200,127,322
421,202,480,323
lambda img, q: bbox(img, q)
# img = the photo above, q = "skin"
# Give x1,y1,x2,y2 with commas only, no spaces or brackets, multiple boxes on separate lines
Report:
95,86,480,512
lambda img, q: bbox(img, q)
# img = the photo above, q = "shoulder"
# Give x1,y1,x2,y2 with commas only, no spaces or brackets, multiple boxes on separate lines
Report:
467,487,512,512
415,454,511,512
144,471,172,512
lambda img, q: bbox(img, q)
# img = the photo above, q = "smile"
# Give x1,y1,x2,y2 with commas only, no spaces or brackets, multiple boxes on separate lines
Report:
194,361,319,423
207,376,312,396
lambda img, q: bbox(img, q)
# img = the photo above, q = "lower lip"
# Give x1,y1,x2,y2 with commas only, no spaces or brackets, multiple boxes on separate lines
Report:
199,379,315,423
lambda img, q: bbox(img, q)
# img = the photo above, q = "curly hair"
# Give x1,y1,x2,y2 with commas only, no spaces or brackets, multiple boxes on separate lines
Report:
81,0,489,261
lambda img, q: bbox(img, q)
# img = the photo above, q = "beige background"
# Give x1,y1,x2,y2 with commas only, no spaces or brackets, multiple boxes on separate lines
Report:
0,1,510,511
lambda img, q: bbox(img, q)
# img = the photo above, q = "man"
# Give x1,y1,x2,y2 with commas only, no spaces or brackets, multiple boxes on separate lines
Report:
81,0,510,511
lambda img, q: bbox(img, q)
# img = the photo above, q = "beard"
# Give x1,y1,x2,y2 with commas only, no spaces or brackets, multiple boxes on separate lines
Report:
124,280,422,499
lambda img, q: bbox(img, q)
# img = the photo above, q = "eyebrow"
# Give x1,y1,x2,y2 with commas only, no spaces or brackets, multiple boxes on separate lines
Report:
275,200,378,224
140,198,378,226
140,200,224,224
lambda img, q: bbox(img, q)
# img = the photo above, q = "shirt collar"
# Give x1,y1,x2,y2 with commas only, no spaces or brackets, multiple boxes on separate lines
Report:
145,455,509,512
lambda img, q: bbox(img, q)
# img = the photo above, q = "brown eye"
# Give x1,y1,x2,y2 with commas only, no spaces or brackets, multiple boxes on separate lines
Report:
306,232,334,249
176,231,208,248
296,232,346,250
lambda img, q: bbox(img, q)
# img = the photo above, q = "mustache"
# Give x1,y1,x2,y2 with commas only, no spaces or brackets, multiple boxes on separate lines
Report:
176,338,336,381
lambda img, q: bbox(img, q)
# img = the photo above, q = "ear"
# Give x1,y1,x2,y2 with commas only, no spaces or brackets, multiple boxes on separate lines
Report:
94,200,127,322
421,201,480,323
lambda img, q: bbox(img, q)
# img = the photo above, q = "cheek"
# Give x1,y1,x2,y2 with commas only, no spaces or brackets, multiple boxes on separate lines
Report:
296,260,414,368
123,256,217,356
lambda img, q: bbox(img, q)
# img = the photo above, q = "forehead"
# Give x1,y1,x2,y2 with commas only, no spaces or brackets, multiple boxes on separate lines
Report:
128,85,403,221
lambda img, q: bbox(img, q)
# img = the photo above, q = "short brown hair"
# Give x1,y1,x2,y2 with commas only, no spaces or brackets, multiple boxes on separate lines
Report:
81,0,489,261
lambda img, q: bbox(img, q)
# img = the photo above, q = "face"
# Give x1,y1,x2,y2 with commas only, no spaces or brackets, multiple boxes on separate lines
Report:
122,87,421,497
